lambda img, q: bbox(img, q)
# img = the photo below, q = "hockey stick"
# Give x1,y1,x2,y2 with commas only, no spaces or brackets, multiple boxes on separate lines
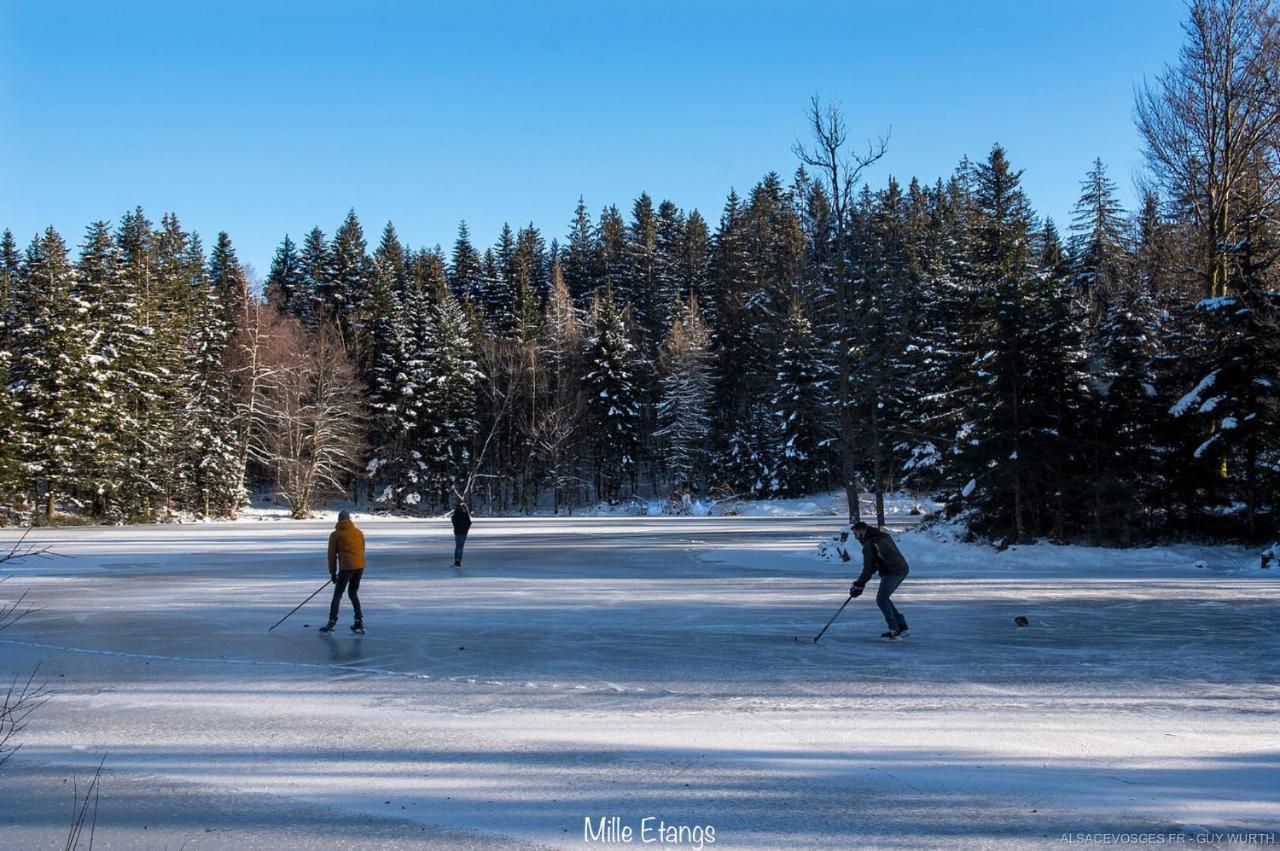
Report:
795,594,854,644
267,578,334,632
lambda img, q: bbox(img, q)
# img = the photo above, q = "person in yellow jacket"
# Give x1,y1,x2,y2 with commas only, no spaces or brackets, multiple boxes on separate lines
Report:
321,511,366,634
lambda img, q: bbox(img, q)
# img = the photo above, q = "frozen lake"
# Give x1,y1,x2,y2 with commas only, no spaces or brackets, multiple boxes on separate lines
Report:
0,517,1276,848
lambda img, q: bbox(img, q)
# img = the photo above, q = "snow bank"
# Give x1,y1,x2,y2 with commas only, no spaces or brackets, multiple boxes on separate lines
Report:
817,519,1272,577
235,490,943,521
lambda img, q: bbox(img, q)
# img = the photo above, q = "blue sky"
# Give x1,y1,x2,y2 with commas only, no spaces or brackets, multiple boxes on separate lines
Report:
2,1,1185,276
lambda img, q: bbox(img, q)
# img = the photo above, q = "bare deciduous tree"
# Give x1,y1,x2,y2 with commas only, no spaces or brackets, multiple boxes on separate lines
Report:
249,321,367,518
1136,0,1280,298
794,96,889,523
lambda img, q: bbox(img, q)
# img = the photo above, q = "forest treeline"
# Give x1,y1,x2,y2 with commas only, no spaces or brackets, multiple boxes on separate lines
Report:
2,0,1277,543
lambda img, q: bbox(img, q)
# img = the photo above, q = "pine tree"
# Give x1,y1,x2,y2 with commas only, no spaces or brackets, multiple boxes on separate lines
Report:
771,302,828,495
423,281,482,506
656,294,714,489
74,221,124,516
709,189,755,490
328,209,370,353
1,230,27,507
1088,279,1163,541
563,197,599,302
1170,177,1280,538
266,235,304,315
209,231,249,333
623,194,659,344
111,208,173,519
12,228,98,520
1028,219,1091,540
449,222,484,302
1070,158,1129,323
0,229,19,349
515,223,549,301
183,251,243,517
583,286,641,500
680,210,714,324
367,226,417,508
654,200,686,333
950,146,1044,542
298,226,330,326
479,225,517,332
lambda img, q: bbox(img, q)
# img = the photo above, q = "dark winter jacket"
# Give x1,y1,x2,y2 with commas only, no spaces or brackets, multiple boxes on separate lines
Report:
853,528,910,587
451,506,472,536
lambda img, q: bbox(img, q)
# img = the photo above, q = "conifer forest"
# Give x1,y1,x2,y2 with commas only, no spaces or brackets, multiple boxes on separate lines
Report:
2,0,1278,546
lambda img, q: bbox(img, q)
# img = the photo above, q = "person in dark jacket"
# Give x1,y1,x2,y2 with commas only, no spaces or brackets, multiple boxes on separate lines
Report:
450,503,472,567
849,521,910,639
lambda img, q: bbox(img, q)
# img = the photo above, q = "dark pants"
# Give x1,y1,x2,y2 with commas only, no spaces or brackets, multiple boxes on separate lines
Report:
454,533,467,564
876,573,908,632
328,569,363,623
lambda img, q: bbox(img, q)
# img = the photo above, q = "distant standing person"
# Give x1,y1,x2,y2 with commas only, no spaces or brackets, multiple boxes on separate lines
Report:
321,510,365,634
451,502,472,568
848,521,910,640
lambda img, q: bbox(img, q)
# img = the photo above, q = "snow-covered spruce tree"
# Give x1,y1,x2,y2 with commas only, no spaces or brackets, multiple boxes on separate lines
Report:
711,176,805,497
583,286,641,500
108,207,180,520
11,228,99,521
948,146,1053,542
265,234,304,316
1133,192,1207,531
893,179,959,493
771,301,828,495
654,200,687,335
679,209,714,326
508,245,544,349
296,226,330,327
623,193,659,346
562,197,600,303
1028,219,1091,540
708,189,751,491
182,243,243,518
656,294,714,489
1069,158,1130,324
1054,179,1149,541
0,230,19,349
328,209,371,355
1170,180,1280,539
851,178,918,523
597,205,628,294
1087,277,1164,542
0,231,22,506
0,351,19,512
479,224,517,334
449,221,484,303
73,221,124,517
422,271,481,507
514,224,549,302
366,224,420,509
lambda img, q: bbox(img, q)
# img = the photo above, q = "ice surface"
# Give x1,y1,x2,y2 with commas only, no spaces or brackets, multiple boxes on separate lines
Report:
0,517,1276,848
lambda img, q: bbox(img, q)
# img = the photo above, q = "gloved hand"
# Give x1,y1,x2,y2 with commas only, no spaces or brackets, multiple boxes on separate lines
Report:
849,584,864,598
329,573,337,583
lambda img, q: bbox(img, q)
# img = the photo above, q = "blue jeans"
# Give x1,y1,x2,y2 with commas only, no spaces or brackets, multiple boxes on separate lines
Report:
876,573,908,632
454,533,466,563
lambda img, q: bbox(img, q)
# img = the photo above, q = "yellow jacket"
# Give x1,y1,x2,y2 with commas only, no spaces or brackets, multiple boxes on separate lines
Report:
327,518,366,573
